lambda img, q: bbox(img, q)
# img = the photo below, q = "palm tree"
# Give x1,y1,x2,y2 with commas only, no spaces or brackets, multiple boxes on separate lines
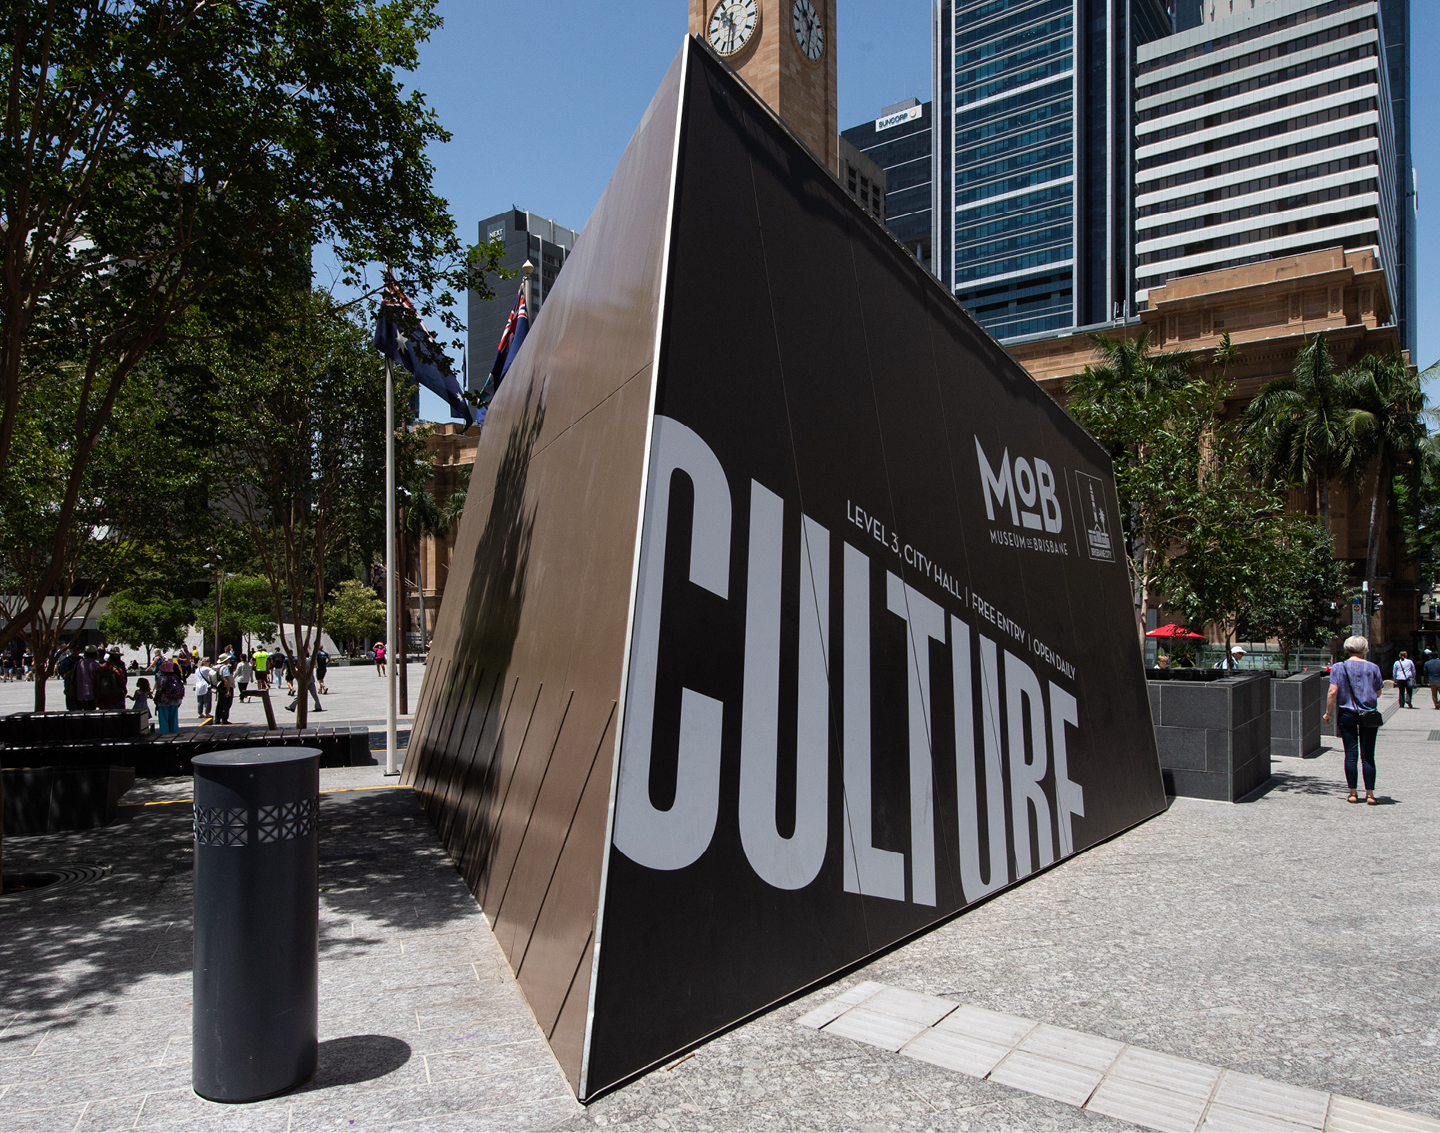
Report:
1342,352,1425,591
1242,333,1352,540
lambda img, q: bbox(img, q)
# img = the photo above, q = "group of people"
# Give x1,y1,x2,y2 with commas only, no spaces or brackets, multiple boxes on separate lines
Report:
49,640,332,734
1,647,36,681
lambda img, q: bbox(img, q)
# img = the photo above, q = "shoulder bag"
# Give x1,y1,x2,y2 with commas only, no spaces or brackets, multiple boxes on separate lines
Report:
1340,660,1384,729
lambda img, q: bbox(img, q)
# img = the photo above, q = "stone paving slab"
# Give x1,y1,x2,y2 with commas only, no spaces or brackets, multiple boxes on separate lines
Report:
802,979,1440,1131
0,779,581,1132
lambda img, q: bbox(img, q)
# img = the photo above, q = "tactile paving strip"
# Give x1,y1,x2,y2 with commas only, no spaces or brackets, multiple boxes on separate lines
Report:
800,981,1440,1133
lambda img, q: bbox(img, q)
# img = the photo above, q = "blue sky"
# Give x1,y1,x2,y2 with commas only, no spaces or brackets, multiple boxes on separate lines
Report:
390,1,1436,420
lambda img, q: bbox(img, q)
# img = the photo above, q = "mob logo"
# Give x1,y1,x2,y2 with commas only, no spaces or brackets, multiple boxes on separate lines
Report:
975,437,1062,534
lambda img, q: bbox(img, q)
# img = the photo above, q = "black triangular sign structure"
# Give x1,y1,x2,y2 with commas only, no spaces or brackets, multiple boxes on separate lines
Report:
406,37,1165,1102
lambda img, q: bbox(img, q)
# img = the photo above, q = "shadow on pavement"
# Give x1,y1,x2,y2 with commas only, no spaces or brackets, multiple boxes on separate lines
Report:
1240,768,1340,802
300,1034,412,1091
0,786,472,1057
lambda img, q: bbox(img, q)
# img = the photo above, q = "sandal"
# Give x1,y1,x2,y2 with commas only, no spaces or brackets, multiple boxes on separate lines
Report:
1367,796,1379,806
1347,793,1360,804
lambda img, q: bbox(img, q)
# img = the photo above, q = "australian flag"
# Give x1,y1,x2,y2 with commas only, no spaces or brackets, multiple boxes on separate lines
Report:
476,285,529,426
373,276,475,429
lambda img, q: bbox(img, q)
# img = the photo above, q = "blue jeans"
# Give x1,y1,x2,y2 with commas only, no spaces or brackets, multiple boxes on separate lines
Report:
1337,708,1377,791
156,704,179,734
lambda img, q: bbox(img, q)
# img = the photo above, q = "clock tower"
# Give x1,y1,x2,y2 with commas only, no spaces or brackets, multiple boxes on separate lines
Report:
689,0,839,174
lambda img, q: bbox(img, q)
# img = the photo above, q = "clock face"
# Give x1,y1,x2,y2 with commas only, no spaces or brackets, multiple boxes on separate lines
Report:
792,0,824,60
708,0,759,57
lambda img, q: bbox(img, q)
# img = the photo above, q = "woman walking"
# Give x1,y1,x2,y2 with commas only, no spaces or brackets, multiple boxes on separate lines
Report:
1323,635,1385,805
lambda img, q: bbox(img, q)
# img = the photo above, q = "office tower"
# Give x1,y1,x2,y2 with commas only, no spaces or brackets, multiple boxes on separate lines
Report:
841,99,934,271
1378,0,1414,355
935,0,1173,342
838,135,888,224
467,209,578,391
1133,0,1399,319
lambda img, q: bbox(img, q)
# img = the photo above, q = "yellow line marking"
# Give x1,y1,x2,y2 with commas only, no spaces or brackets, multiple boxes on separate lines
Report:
118,782,410,807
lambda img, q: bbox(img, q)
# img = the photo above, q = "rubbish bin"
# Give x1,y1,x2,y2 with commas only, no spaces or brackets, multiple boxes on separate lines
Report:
192,746,321,1102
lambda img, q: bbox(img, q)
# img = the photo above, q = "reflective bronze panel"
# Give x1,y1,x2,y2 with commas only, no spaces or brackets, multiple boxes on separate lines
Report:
405,47,686,1093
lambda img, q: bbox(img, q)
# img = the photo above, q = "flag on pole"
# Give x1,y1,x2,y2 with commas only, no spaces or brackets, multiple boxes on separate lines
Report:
373,275,475,429
490,284,530,388
475,284,531,428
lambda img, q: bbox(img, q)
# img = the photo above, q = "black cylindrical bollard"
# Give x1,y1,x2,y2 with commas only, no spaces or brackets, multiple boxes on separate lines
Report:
192,746,321,1102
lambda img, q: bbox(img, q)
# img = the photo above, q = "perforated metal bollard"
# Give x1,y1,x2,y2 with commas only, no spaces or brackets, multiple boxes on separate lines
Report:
192,747,320,1102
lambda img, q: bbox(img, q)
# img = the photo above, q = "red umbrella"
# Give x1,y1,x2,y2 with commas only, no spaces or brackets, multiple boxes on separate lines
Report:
1146,624,1206,640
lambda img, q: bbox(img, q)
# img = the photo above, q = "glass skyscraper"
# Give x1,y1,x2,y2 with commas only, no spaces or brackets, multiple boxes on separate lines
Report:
934,0,1173,341
840,99,934,273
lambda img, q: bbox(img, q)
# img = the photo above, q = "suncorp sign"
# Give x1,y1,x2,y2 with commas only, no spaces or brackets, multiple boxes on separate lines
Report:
875,104,923,132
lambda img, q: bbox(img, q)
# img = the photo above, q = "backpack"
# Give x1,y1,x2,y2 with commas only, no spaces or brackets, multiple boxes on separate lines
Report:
94,665,121,702
156,668,186,706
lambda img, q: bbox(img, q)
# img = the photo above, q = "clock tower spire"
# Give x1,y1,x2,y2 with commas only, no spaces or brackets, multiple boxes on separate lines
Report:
689,0,839,174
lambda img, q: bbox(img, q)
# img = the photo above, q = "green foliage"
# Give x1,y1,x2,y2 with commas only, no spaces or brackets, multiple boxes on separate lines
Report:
325,580,386,648
1243,334,1351,531
1342,352,1426,587
1066,331,1206,619
0,0,504,652
185,289,426,721
1068,331,1349,654
1234,519,1350,667
99,585,194,655
0,352,207,706
203,574,278,649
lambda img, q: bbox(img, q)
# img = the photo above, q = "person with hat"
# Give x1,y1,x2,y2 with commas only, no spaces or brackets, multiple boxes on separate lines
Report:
75,646,100,711
1214,645,1247,671
94,649,128,711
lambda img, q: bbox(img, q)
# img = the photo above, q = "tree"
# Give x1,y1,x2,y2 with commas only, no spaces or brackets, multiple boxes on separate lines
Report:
325,580,386,651
1158,419,1290,653
1066,331,1199,636
0,0,503,654
206,291,427,726
1243,333,1353,542
98,583,194,664
201,574,277,655
1342,352,1425,598
0,356,204,708
1235,518,1349,668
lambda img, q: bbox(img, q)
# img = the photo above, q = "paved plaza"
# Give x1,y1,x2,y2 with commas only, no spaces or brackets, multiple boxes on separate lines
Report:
3,683,1440,1130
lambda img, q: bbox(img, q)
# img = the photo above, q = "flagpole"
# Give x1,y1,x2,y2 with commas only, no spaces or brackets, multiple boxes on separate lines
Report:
384,353,399,777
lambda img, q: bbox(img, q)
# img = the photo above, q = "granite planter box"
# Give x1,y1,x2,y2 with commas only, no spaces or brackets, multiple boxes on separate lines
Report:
1148,671,1271,801
1271,670,1327,758
2,765,136,835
